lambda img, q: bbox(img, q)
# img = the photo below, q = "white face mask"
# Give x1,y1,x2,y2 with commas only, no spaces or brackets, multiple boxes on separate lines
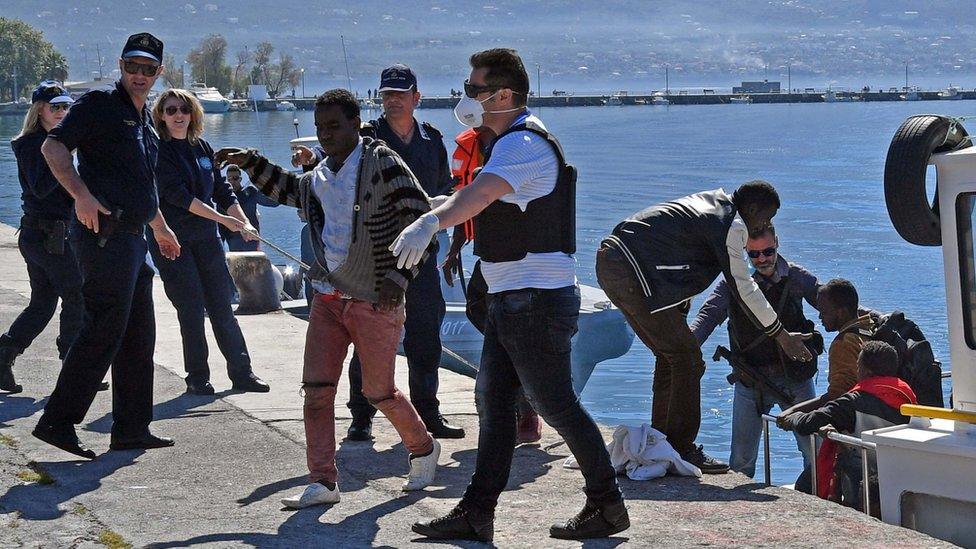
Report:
453,90,522,128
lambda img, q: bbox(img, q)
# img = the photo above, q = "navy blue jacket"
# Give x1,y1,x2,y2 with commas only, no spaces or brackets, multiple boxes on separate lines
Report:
361,116,453,197
47,81,159,226
155,137,237,242
11,130,74,220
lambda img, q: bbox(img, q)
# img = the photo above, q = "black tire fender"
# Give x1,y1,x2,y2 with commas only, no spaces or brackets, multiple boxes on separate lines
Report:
884,115,971,246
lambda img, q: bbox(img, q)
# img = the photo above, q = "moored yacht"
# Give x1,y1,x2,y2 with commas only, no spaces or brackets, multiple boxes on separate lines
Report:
938,85,962,100
188,83,231,113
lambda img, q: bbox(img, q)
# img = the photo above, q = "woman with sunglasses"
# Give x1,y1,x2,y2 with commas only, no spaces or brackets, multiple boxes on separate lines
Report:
0,83,85,394
150,89,269,395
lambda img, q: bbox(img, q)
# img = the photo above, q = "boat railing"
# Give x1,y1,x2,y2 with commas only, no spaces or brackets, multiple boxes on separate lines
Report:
759,413,876,516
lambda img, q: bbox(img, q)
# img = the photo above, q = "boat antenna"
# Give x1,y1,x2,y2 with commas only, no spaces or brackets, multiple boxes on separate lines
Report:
340,35,353,92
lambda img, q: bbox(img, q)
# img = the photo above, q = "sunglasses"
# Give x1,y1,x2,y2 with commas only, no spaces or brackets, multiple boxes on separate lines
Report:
164,104,192,116
463,79,499,98
48,103,70,113
746,247,777,259
122,60,160,77
227,176,242,181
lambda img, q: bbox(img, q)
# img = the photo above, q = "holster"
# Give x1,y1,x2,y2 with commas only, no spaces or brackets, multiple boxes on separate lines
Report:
21,216,67,255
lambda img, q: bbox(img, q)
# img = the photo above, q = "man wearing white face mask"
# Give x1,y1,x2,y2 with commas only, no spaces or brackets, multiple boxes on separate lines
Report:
401,48,628,542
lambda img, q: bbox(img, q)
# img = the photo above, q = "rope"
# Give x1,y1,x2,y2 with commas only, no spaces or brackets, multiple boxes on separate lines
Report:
239,227,310,270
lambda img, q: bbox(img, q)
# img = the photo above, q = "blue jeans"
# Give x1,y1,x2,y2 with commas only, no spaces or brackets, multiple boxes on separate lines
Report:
149,236,252,383
461,285,621,514
729,374,817,479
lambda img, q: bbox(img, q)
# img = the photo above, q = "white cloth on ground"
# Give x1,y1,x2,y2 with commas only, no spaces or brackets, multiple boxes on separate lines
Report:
563,423,702,480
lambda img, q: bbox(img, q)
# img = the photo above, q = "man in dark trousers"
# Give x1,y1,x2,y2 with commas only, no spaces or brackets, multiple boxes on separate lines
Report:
595,182,813,474
293,64,462,440
34,32,182,459
395,48,629,541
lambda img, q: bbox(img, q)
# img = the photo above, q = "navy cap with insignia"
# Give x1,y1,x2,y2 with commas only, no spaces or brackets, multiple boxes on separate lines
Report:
378,64,417,93
31,81,74,105
121,32,164,64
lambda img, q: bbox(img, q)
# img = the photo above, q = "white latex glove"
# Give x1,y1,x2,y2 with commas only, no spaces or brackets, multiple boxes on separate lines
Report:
429,194,451,209
389,213,440,270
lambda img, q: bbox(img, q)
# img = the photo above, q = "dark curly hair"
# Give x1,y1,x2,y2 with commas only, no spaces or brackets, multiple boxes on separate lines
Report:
819,278,859,315
733,180,780,210
859,340,900,377
315,88,360,120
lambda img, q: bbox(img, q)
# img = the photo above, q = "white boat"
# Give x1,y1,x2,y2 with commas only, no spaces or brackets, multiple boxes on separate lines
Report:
822,89,852,103
604,94,624,106
729,95,752,104
900,87,921,101
650,92,670,105
276,101,297,111
863,116,976,546
359,98,379,110
938,85,962,100
188,83,231,113
434,239,635,392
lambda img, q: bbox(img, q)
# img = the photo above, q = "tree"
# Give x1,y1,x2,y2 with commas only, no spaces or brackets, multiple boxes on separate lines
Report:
231,48,251,97
250,41,275,93
0,18,69,102
186,34,232,93
161,53,183,89
248,42,300,98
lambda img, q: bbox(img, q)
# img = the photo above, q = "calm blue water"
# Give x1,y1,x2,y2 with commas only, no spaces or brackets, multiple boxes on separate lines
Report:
0,101,966,484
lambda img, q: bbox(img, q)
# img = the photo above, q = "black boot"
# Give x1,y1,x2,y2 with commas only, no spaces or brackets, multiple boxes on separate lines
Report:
0,337,23,394
422,413,465,439
346,415,373,441
550,500,630,540
412,505,494,542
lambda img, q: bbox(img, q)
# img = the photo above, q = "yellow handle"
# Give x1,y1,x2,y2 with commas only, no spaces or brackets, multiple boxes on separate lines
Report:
901,404,976,424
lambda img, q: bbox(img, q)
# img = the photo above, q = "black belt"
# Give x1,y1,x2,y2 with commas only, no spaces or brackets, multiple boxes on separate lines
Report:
20,215,68,231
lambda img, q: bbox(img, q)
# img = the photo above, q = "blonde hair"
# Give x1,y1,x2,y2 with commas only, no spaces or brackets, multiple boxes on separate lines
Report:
152,89,206,144
15,102,45,140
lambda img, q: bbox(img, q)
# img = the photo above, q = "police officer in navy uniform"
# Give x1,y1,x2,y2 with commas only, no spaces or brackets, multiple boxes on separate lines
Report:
33,32,182,459
356,65,462,439
1,83,83,394
292,64,462,440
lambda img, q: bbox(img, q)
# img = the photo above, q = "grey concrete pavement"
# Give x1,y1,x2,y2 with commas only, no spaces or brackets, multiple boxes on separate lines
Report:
0,224,953,548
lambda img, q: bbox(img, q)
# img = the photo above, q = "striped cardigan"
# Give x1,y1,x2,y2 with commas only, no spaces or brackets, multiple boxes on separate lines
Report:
239,137,431,303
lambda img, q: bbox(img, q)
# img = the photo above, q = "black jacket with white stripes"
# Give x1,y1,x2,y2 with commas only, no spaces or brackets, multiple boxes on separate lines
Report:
603,188,783,338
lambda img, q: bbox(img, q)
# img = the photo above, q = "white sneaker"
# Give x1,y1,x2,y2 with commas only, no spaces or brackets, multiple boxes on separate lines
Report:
403,439,440,491
281,482,340,509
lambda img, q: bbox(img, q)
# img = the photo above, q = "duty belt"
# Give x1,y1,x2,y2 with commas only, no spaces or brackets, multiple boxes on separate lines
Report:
20,215,68,231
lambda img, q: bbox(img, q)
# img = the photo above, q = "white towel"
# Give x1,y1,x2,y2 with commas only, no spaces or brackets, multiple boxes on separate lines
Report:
564,423,702,480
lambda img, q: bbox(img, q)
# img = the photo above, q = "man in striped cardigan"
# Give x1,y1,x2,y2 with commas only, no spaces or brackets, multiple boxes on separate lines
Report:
215,89,439,509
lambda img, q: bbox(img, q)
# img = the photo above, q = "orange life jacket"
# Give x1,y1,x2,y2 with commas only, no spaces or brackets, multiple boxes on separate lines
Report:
451,128,483,241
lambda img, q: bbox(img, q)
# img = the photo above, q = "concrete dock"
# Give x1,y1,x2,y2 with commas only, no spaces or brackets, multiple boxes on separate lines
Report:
0,222,952,548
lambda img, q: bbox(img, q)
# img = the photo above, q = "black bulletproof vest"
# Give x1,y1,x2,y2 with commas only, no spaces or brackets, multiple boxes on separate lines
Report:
472,120,576,263
728,272,821,379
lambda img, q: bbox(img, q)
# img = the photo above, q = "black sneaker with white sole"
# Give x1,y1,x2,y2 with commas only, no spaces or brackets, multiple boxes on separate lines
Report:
681,444,730,474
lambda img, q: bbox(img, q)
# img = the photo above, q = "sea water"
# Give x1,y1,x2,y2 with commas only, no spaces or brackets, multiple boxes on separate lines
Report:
1,100,967,484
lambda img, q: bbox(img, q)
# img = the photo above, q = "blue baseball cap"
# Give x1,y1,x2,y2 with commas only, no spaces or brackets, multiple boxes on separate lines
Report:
31,81,73,105
379,64,417,92
121,32,163,64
